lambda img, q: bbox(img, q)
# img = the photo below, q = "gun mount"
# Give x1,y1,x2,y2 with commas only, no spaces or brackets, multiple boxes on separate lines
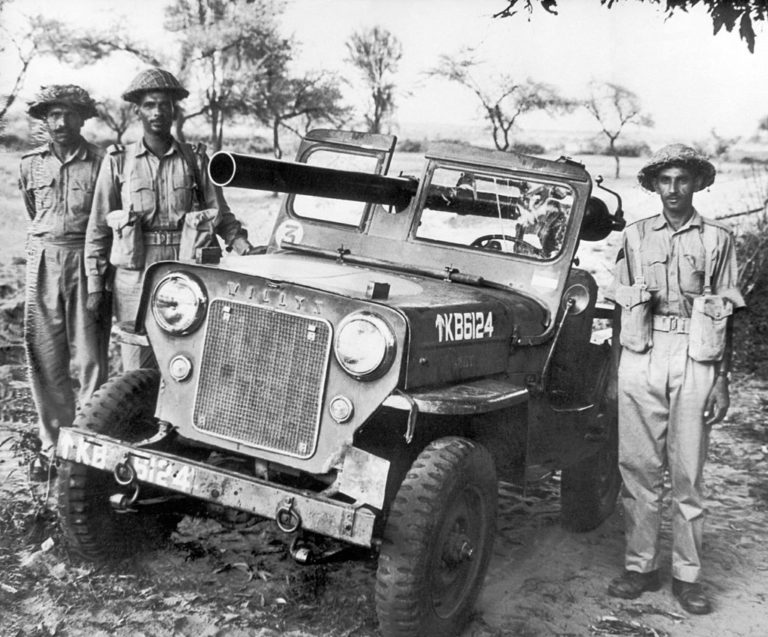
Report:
209,151,419,212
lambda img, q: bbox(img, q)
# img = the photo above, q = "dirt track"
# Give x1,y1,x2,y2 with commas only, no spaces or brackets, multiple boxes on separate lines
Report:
1,375,766,637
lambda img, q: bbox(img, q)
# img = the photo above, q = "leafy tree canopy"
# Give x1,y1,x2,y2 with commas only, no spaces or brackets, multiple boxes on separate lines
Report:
494,0,768,52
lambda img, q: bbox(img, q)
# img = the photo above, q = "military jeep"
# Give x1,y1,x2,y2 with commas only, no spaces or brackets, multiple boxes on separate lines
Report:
56,129,625,637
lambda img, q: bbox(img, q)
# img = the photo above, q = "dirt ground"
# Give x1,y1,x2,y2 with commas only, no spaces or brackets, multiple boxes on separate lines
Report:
1,371,766,637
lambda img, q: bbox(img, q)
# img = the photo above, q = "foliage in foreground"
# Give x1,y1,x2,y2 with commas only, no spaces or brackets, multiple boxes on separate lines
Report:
494,0,768,53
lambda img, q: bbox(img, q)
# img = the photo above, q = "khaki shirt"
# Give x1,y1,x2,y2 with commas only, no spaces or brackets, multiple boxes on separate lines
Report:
610,211,745,317
19,139,104,240
85,138,247,292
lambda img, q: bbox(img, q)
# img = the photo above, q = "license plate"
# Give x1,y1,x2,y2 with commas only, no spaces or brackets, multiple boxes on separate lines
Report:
59,432,195,492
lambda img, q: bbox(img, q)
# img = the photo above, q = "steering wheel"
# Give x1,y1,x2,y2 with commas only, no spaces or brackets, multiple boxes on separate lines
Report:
470,233,542,256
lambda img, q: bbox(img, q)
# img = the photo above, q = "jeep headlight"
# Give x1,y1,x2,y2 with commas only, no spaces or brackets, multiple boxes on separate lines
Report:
334,312,396,380
151,273,207,335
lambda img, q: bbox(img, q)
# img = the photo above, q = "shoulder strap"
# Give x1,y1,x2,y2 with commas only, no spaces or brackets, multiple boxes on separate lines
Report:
21,144,47,159
113,144,135,213
178,142,205,207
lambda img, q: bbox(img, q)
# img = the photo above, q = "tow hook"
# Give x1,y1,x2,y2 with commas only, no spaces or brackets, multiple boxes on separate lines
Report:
288,536,364,565
110,454,140,512
275,496,301,533
109,482,140,512
113,455,136,485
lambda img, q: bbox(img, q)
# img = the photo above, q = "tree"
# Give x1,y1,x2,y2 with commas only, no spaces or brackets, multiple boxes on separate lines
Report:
582,81,653,178
493,0,767,53
0,0,162,128
96,99,136,144
708,128,740,158
345,26,402,134
248,70,351,158
429,50,573,151
164,0,290,151
0,3,94,126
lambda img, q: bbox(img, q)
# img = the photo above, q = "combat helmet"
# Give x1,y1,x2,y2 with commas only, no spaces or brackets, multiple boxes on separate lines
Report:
122,68,189,104
637,144,716,192
27,84,98,120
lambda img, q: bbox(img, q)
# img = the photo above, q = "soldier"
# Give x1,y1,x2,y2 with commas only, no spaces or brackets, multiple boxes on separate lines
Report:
607,144,745,614
85,68,255,370
19,85,110,480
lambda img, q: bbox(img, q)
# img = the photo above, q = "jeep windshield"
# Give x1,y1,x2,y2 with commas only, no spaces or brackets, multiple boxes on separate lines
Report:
415,165,574,261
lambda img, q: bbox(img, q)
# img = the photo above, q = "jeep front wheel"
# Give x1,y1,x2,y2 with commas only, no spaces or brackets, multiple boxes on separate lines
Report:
57,369,180,561
375,437,497,637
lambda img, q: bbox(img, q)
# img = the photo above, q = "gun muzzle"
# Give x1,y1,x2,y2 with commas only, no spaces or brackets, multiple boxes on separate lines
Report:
209,152,418,212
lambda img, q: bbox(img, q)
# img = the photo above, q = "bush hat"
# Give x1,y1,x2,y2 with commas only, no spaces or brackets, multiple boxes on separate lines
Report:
27,84,98,120
637,143,716,192
122,68,189,103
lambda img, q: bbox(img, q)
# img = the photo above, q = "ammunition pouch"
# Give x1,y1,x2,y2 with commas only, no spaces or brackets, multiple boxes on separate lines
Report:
688,295,732,362
615,283,652,353
107,209,145,270
180,208,220,262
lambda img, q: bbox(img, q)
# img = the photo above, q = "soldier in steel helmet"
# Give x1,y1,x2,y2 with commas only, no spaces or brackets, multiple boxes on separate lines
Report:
85,67,255,370
606,144,745,614
19,85,110,480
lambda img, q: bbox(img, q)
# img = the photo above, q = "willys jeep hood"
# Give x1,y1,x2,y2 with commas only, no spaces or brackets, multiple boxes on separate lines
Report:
223,253,548,387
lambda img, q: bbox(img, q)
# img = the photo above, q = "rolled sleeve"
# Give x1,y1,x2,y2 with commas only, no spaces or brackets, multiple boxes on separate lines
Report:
19,158,37,220
714,231,746,310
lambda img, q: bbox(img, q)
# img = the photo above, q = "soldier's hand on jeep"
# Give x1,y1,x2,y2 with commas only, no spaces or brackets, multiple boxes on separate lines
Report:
86,291,104,316
703,376,730,427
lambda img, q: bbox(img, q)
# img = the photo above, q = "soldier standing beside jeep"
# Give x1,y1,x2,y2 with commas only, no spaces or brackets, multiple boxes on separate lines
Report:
19,85,110,481
607,144,745,614
85,68,254,370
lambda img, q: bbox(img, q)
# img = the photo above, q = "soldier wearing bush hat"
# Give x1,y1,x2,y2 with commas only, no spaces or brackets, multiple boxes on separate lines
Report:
85,68,255,370
19,84,110,481
637,143,716,192
27,84,99,121
606,143,744,614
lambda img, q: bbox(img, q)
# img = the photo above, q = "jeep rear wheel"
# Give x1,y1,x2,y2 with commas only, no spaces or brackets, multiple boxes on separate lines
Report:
58,369,180,561
375,437,497,637
560,405,621,532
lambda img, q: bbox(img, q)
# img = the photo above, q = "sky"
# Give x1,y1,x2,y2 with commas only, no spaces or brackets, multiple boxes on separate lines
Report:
4,0,768,146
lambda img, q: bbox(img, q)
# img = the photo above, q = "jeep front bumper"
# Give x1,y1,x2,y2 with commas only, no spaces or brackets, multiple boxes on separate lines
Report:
56,428,377,547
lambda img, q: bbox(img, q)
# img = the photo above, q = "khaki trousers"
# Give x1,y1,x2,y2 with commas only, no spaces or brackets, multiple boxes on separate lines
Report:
24,239,110,451
618,330,714,583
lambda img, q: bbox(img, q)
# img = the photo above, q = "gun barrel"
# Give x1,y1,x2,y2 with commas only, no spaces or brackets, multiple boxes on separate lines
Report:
209,152,418,211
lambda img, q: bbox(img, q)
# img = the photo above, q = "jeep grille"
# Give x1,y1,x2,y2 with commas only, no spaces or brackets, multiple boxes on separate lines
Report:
193,299,331,458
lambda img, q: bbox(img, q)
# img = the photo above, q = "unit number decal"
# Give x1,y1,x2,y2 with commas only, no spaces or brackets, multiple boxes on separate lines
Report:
435,311,494,343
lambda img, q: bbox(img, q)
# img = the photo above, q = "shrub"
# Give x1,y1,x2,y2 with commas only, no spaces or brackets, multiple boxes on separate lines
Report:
730,165,768,378
397,138,425,153
610,142,651,157
511,142,546,155
0,132,27,151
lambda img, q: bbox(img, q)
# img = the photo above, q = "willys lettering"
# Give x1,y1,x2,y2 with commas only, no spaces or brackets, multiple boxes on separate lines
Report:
227,280,323,314
435,311,494,343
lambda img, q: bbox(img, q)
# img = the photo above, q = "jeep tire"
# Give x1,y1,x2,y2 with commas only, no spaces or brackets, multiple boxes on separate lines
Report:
375,437,497,637
560,406,621,532
58,369,180,561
